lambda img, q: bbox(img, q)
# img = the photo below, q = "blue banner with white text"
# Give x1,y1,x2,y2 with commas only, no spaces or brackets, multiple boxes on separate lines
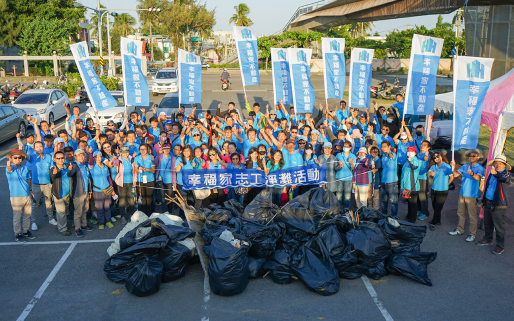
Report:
121,37,149,106
178,49,202,105
182,164,327,190
322,38,346,100
349,48,374,108
234,26,260,86
289,48,315,114
271,48,293,104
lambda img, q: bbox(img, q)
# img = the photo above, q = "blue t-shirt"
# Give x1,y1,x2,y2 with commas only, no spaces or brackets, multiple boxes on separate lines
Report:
106,154,118,178
417,151,430,180
227,163,245,170
375,134,395,152
485,170,502,200
134,155,155,183
54,166,71,198
159,154,174,184
27,152,53,184
304,154,318,165
336,152,356,181
6,165,31,197
284,151,303,169
393,100,410,118
242,135,262,158
381,152,398,184
430,163,452,191
125,142,141,156
401,157,420,191
76,161,91,194
43,145,54,155
396,140,413,165
91,163,110,192
122,157,133,184
175,158,193,186
148,127,160,142
458,163,484,198
336,109,349,123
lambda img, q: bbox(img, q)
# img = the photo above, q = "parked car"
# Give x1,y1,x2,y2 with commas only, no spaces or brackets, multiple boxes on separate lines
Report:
157,92,195,118
152,68,178,96
201,61,209,69
84,91,136,129
0,104,27,143
11,89,70,125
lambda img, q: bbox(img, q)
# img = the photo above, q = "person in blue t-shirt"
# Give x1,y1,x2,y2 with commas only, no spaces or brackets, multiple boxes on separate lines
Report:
6,149,34,242
335,100,349,124
426,152,453,231
416,141,431,221
449,149,484,242
49,151,72,236
379,140,399,217
336,141,356,209
283,139,303,198
89,151,114,229
134,144,156,215
392,93,410,124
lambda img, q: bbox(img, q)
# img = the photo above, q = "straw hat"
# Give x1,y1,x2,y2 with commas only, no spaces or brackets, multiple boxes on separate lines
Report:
6,149,27,159
487,155,511,171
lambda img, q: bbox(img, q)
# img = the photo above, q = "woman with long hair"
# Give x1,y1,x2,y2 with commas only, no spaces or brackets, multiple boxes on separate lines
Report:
205,147,228,205
101,141,120,220
299,143,319,195
89,151,114,229
246,147,266,203
264,150,285,205
427,152,453,231
175,145,195,215
400,146,421,223
227,153,246,205
113,146,136,224
134,143,156,215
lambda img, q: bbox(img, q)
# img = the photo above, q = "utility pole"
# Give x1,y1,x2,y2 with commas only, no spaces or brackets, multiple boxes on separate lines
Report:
97,0,103,75
150,20,154,62
455,9,463,54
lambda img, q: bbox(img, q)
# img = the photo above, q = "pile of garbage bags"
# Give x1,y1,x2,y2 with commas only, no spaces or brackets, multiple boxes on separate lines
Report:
196,188,437,297
104,212,196,297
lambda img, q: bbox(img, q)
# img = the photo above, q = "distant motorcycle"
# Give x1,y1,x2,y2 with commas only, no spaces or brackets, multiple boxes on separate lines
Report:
221,80,229,91
9,84,22,102
75,87,89,104
374,77,406,100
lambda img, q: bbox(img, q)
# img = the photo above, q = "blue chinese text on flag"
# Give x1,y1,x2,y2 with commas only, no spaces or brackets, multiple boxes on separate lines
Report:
271,48,293,104
234,26,260,86
404,35,444,116
288,48,315,114
322,37,346,101
453,56,494,150
178,49,201,105
121,37,149,106
70,41,117,112
349,48,374,108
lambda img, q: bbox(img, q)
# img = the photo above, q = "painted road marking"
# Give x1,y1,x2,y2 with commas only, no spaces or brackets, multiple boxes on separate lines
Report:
0,239,114,246
361,275,394,321
16,242,77,321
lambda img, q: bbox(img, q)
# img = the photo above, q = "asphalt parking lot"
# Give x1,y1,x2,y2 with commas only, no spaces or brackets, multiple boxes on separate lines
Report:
1,73,513,321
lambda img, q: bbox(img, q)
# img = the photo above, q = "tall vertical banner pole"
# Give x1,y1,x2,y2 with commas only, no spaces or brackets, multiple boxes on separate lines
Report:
234,26,260,99
322,37,346,108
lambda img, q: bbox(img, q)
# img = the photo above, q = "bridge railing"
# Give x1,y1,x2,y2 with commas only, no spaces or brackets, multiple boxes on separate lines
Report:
282,0,336,32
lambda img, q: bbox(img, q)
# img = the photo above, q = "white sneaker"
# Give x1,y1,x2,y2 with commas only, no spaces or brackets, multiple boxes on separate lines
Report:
449,229,462,236
31,222,38,231
48,219,57,226
465,235,475,242
111,217,117,222
92,211,98,219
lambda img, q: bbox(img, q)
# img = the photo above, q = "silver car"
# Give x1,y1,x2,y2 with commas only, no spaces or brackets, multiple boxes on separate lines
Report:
12,89,70,125
152,68,179,96
84,91,136,129
0,104,28,143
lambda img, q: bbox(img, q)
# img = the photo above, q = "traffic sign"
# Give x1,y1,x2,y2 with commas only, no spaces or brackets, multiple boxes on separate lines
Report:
99,56,105,66
451,48,457,56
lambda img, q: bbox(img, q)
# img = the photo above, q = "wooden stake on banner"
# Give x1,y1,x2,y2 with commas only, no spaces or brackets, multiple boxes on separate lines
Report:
451,56,458,170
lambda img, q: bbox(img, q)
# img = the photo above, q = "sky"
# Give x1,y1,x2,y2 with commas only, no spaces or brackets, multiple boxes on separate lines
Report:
80,0,456,36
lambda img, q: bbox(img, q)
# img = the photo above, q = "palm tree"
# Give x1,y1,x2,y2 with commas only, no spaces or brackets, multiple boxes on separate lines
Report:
113,13,136,37
229,3,253,27
349,21,375,37
88,5,107,41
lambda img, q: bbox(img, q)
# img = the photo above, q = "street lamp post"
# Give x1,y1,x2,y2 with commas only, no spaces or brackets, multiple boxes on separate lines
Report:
147,8,161,63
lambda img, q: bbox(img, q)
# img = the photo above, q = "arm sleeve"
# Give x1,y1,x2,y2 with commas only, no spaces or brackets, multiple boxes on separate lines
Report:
245,102,253,114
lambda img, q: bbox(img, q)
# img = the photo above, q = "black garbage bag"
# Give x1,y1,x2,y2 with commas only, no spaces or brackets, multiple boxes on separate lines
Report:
378,218,427,252
276,202,317,235
357,207,389,223
365,262,388,280
248,257,267,278
104,256,147,283
124,257,164,297
199,218,242,245
339,261,367,280
119,219,194,250
316,224,348,272
307,187,341,216
111,235,169,265
206,209,233,223
291,238,340,296
241,219,282,258
224,200,244,217
263,250,295,284
208,203,223,211
157,242,193,283
346,221,392,266
386,252,437,286
242,189,280,223
208,236,251,296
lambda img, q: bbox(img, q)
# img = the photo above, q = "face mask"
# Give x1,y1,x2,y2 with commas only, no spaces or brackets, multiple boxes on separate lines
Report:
259,151,266,155
305,149,312,155
386,118,393,123
343,147,351,153
416,131,422,136
407,152,416,158
202,149,208,155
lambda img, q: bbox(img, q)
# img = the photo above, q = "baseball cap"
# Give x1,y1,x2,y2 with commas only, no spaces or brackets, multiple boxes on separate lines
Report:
75,149,85,155
159,111,166,117
358,147,368,154
198,112,205,119
26,133,34,138
162,143,171,149
297,135,307,142
311,129,320,136
323,142,333,148
121,146,130,153
93,151,102,157
165,120,173,126
407,146,417,152
54,137,64,144
269,109,277,115
286,139,295,145
75,119,83,123
400,132,408,139
107,120,115,125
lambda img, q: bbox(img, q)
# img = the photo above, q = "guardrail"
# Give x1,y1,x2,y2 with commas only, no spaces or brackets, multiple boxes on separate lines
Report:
282,0,336,32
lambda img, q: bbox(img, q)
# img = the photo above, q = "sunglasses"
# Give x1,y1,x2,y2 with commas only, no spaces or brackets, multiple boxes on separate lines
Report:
12,156,22,160
55,157,64,160
468,155,477,158
298,142,306,145
193,134,200,137
291,131,298,134
209,153,217,156
108,123,115,126
433,155,440,159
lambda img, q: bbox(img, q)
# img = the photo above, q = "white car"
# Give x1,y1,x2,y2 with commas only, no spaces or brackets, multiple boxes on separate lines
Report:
152,68,178,96
12,89,70,125
84,91,136,129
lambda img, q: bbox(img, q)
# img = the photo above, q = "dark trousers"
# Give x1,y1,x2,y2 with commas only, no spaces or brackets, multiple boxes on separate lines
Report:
118,183,136,219
417,179,429,215
429,189,448,225
162,183,174,213
380,182,398,217
247,187,264,204
138,181,155,215
209,189,226,206
298,185,314,196
406,191,419,223
268,187,282,206
93,191,111,226
483,199,506,250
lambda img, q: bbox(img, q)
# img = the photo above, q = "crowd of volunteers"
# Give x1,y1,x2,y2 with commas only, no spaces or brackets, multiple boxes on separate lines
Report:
5,94,511,255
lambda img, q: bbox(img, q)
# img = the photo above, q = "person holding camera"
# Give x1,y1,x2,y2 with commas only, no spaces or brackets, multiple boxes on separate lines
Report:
476,155,511,255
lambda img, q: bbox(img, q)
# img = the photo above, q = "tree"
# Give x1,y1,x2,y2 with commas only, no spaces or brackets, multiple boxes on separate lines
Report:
17,19,75,56
112,13,136,37
349,21,374,37
0,0,86,48
229,3,253,27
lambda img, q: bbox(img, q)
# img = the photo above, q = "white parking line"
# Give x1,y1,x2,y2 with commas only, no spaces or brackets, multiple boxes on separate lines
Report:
361,275,394,321
16,242,77,321
202,275,210,321
0,239,114,246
